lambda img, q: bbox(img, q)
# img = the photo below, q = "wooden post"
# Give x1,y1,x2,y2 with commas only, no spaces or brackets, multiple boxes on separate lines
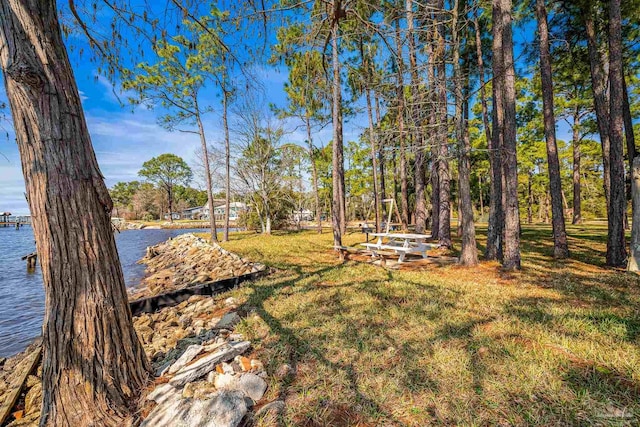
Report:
21,252,37,269
627,156,640,271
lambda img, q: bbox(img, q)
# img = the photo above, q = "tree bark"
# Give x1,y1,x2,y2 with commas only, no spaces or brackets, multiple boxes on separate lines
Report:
585,14,611,206
360,37,381,233
474,13,492,147
394,20,409,231
572,104,582,224
196,109,218,243
472,16,490,224
479,175,484,216
365,89,381,232
453,0,478,265
407,0,427,233
375,93,386,207
426,7,439,239
606,0,627,267
306,116,322,233
499,0,521,269
486,0,504,261
623,72,635,233
167,184,174,223
627,156,640,271
435,0,451,248
527,171,533,224
223,89,231,241
331,3,345,247
0,1,150,425
622,75,636,171
536,0,568,259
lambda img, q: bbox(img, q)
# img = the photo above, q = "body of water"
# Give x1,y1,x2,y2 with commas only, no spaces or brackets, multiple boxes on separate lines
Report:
0,226,210,358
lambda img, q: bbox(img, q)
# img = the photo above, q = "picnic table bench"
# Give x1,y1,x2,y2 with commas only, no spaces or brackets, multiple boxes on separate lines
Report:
360,232,436,263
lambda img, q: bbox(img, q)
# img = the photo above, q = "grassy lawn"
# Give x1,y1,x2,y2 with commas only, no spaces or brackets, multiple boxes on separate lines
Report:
204,224,640,426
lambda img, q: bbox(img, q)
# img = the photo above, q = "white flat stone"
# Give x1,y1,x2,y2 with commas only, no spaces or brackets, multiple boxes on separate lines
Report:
168,344,203,374
169,341,250,387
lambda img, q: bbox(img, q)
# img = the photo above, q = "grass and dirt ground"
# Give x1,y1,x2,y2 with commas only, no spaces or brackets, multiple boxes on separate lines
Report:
201,224,640,426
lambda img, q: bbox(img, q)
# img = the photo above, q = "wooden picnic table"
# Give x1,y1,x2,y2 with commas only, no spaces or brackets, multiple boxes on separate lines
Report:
360,232,435,263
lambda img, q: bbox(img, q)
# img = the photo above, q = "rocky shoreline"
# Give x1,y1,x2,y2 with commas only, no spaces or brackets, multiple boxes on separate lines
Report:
115,221,240,230
0,236,278,427
128,234,266,300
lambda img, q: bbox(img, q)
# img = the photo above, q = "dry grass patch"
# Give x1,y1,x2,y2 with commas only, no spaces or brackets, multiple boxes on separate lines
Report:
198,226,640,426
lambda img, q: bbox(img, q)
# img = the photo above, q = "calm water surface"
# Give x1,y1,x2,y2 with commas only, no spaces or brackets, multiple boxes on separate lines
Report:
0,226,209,358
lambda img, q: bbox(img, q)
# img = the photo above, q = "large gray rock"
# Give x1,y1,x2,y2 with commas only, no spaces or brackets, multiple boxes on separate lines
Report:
236,373,268,402
212,373,267,402
141,390,247,427
168,344,203,374
169,341,250,387
215,312,241,329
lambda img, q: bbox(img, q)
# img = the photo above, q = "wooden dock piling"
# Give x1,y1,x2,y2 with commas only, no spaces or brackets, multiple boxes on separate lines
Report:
21,252,37,269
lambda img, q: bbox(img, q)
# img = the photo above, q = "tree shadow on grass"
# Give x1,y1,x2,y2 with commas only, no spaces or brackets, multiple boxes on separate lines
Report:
239,264,424,426
241,261,515,425
501,294,640,423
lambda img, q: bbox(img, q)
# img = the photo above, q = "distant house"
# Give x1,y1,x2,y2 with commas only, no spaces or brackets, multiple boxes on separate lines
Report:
213,202,248,221
291,209,314,222
181,206,205,220
163,212,182,220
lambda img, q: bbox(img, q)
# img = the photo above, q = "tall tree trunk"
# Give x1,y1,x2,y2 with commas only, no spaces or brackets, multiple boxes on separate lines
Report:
331,4,345,247
394,20,409,231
196,110,218,243
473,12,490,226
0,1,149,425
360,38,381,233
365,89,381,232
306,116,322,233
453,0,478,265
623,75,636,170
479,175,484,216
407,0,427,233
474,13,492,146
623,74,636,234
414,149,428,233
426,10,440,239
536,0,568,258
527,171,533,224
585,14,611,205
628,157,640,271
436,0,451,248
167,185,174,223
606,0,627,266
375,93,386,207
623,71,636,233
393,146,399,210
486,0,504,261
572,104,582,224
222,90,231,241
499,0,521,269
